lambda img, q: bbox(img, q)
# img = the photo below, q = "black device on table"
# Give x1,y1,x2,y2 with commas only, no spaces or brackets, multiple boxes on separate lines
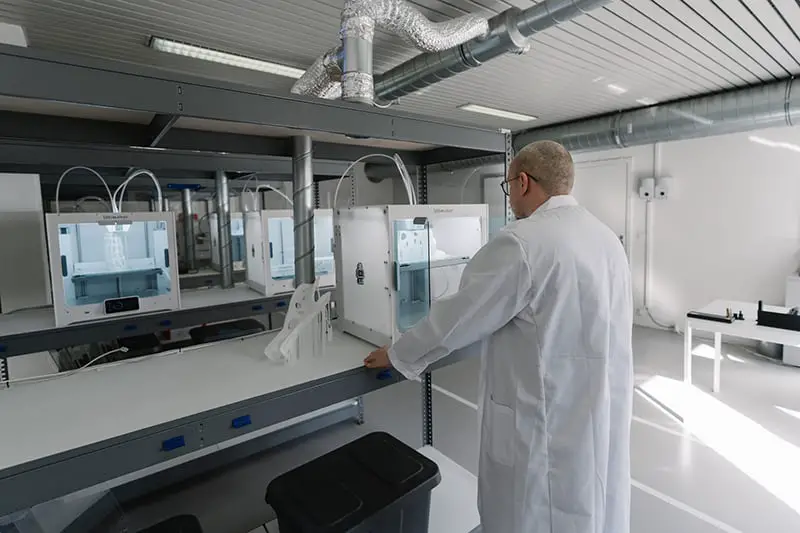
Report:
757,300,800,331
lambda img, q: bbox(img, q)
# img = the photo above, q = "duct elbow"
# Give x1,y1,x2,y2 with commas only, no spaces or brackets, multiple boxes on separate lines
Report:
291,45,343,99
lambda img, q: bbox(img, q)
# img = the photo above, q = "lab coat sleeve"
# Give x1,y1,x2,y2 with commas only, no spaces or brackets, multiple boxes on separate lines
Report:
388,231,532,380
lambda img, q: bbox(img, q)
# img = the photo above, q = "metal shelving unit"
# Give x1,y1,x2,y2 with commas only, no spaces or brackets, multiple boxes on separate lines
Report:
0,43,509,512
0,44,505,359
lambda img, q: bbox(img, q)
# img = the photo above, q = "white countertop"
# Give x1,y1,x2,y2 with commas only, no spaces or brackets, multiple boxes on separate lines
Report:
0,284,267,337
0,330,374,472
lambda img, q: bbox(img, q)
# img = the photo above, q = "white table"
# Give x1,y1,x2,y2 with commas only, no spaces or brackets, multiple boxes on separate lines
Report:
0,330,382,515
685,299,800,392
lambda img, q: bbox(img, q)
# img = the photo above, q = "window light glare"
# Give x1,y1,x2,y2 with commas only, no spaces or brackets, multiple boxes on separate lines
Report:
458,104,537,122
149,37,305,79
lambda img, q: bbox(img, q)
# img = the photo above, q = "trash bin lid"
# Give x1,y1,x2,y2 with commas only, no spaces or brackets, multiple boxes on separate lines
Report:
137,515,203,533
266,432,441,533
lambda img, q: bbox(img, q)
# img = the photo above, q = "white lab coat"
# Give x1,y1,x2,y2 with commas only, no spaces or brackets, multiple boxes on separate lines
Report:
388,195,633,533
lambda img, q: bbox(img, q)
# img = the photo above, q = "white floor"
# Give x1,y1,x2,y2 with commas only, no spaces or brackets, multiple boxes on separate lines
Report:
119,326,800,533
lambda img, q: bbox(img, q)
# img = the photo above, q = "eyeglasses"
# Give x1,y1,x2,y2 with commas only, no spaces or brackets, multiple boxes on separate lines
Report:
500,172,537,196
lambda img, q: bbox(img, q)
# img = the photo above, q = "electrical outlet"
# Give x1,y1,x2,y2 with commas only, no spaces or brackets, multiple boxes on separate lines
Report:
638,178,655,201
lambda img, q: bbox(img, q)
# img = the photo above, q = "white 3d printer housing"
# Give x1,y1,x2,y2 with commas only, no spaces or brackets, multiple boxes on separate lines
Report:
244,208,335,296
210,212,246,271
335,204,488,347
45,211,181,326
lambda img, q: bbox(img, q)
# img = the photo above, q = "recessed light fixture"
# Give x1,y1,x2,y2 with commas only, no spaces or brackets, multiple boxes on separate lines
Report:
636,97,659,106
149,36,305,79
607,84,628,95
0,22,27,47
458,104,537,122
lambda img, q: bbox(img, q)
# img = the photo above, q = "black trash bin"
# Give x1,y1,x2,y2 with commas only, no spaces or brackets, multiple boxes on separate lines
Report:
138,515,203,533
266,432,441,533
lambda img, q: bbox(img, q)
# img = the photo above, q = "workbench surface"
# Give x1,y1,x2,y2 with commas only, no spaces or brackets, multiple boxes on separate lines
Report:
0,330,374,474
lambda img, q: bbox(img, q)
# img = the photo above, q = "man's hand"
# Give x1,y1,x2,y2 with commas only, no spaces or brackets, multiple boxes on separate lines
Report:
364,346,391,369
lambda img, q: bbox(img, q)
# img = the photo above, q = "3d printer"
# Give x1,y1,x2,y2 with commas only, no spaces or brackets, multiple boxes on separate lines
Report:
45,212,180,326
210,212,246,271
335,204,488,347
244,209,336,296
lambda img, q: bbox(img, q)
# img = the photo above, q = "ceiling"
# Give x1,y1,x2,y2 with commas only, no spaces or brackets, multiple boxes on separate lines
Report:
1,0,800,131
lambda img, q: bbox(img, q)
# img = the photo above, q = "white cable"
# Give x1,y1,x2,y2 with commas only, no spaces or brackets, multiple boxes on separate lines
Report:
55,166,115,215
459,168,481,203
332,153,416,208
644,142,674,331
74,196,112,213
253,184,294,209
114,169,163,213
0,347,129,387
393,154,417,205
644,200,673,330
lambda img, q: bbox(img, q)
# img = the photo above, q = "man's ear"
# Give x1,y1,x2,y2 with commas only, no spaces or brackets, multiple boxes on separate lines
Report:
519,171,530,194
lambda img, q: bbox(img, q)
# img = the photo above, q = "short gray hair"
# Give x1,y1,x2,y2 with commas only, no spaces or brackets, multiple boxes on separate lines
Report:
513,140,574,195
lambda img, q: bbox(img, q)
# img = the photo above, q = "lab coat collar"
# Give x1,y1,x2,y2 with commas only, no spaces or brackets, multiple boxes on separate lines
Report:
537,194,578,213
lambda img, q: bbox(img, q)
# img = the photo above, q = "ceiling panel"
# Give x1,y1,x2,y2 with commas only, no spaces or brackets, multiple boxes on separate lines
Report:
0,0,799,132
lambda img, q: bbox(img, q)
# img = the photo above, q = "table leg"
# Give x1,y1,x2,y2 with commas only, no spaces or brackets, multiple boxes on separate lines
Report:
684,322,693,385
713,332,722,393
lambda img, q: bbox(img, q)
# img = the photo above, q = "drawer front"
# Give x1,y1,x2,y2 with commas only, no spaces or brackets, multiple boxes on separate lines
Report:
0,423,203,516
201,370,396,446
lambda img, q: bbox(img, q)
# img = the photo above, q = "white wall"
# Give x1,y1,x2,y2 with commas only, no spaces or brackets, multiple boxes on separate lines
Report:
572,125,800,329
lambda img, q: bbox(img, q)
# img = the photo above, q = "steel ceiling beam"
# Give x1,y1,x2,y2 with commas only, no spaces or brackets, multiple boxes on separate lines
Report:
0,140,355,176
0,44,505,153
145,114,179,147
0,110,428,165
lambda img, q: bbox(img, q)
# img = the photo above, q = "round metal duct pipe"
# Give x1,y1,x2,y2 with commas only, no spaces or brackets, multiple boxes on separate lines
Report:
514,78,799,152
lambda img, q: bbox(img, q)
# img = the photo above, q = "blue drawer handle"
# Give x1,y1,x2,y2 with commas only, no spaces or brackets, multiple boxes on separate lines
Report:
232,415,252,429
0,345,6,353
252,304,264,311
123,324,137,332
161,435,186,452
377,369,393,380
159,319,172,327
276,301,287,308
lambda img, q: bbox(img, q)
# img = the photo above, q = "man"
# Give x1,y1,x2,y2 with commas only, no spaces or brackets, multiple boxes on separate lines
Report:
365,140,633,533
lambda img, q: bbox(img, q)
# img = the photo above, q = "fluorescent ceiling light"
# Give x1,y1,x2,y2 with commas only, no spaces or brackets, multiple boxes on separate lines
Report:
458,104,537,122
607,83,628,95
0,22,27,47
149,36,305,79
636,97,658,106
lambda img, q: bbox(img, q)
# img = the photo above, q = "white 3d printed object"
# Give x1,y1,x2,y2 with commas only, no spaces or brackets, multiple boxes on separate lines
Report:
264,282,333,365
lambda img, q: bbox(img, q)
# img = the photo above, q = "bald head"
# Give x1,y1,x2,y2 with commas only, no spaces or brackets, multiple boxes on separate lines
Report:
511,140,574,196
505,140,574,219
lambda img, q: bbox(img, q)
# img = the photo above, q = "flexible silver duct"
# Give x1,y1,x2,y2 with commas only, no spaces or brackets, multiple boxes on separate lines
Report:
292,136,315,286
215,171,234,289
181,188,196,272
293,0,488,103
291,46,343,99
514,78,799,152
374,0,611,102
